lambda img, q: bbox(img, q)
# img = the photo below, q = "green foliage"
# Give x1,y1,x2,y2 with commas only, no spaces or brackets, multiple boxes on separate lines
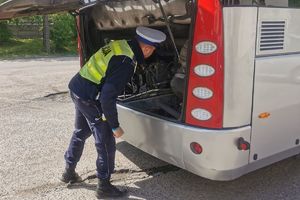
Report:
0,39,45,59
289,0,300,7
0,21,12,43
50,13,77,52
0,38,76,59
0,13,77,57
8,16,43,26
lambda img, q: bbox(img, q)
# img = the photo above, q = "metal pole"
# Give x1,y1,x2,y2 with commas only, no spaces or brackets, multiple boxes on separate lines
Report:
156,0,180,61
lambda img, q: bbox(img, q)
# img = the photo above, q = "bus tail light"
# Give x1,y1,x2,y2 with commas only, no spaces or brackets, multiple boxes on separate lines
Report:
195,41,217,54
193,87,213,99
237,138,250,151
194,64,215,77
191,108,212,121
76,16,84,67
190,142,203,154
185,0,224,129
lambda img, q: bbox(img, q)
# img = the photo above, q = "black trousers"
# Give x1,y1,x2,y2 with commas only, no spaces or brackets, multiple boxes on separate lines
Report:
64,91,116,180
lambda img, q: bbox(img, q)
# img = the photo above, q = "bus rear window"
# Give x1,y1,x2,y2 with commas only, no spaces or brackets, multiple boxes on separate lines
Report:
222,0,300,8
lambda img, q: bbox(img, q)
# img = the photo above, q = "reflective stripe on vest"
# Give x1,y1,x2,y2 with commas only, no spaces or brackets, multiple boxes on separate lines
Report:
79,40,135,84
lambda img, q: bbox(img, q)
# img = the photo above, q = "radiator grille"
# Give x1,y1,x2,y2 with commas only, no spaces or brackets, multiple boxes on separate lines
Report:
259,21,285,51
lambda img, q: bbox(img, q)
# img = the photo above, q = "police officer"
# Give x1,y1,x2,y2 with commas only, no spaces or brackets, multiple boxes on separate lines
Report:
60,26,166,198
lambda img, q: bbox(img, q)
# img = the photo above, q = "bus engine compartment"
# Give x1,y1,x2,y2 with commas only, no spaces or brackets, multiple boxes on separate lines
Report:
80,0,193,122
119,37,189,121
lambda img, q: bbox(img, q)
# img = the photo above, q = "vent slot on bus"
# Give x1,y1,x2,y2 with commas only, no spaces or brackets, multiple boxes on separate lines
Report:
259,21,285,51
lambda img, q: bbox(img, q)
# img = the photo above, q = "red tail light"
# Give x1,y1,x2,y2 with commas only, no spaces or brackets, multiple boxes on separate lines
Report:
190,142,203,154
185,0,224,128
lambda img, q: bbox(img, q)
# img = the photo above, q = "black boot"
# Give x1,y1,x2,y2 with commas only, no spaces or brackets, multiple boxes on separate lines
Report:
60,168,82,183
96,178,127,199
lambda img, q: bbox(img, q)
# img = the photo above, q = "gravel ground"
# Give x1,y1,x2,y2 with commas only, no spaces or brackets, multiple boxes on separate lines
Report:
0,57,299,200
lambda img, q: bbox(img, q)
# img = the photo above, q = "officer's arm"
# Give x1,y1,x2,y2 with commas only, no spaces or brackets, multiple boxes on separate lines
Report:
99,56,135,130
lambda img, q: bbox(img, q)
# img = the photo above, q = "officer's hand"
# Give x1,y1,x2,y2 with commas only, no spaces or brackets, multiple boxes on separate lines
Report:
113,127,124,138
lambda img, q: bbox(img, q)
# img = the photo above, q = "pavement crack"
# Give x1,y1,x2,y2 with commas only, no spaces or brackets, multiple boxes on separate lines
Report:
43,91,68,98
82,174,98,182
115,164,180,176
33,91,70,102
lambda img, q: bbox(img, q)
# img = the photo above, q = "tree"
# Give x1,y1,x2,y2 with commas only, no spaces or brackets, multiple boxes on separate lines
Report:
50,13,77,52
0,21,12,43
43,15,50,53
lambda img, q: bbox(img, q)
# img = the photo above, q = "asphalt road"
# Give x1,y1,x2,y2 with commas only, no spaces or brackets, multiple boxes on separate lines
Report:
0,57,299,200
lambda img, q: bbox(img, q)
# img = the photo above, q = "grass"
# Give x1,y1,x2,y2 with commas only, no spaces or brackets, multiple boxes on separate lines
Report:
0,38,77,59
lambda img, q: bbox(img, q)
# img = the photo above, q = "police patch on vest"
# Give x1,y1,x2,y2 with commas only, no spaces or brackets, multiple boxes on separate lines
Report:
101,45,112,57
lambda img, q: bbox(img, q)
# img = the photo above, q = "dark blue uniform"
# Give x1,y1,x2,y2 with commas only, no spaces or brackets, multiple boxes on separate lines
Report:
64,39,144,180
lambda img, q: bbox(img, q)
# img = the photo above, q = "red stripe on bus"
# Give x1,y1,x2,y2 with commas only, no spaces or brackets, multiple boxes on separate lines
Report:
185,0,224,128
77,16,84,68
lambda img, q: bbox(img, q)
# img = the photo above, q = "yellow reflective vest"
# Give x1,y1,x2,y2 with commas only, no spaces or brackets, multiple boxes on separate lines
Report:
79,40,135,84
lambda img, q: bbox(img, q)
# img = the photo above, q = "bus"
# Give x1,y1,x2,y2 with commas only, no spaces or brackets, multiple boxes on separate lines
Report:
1,0,299,180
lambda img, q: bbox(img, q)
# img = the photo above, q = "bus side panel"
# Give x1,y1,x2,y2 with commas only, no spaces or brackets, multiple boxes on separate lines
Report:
250,8,300,162
222,7,257,128
251,55,300,162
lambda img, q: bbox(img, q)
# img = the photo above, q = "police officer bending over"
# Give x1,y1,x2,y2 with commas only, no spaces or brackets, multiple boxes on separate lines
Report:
60,26,166,199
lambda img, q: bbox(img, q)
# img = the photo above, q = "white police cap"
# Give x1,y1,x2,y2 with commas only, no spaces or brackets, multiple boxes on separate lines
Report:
136,26,166,46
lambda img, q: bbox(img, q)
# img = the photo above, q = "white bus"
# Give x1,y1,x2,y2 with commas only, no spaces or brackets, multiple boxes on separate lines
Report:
1,0,299,180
